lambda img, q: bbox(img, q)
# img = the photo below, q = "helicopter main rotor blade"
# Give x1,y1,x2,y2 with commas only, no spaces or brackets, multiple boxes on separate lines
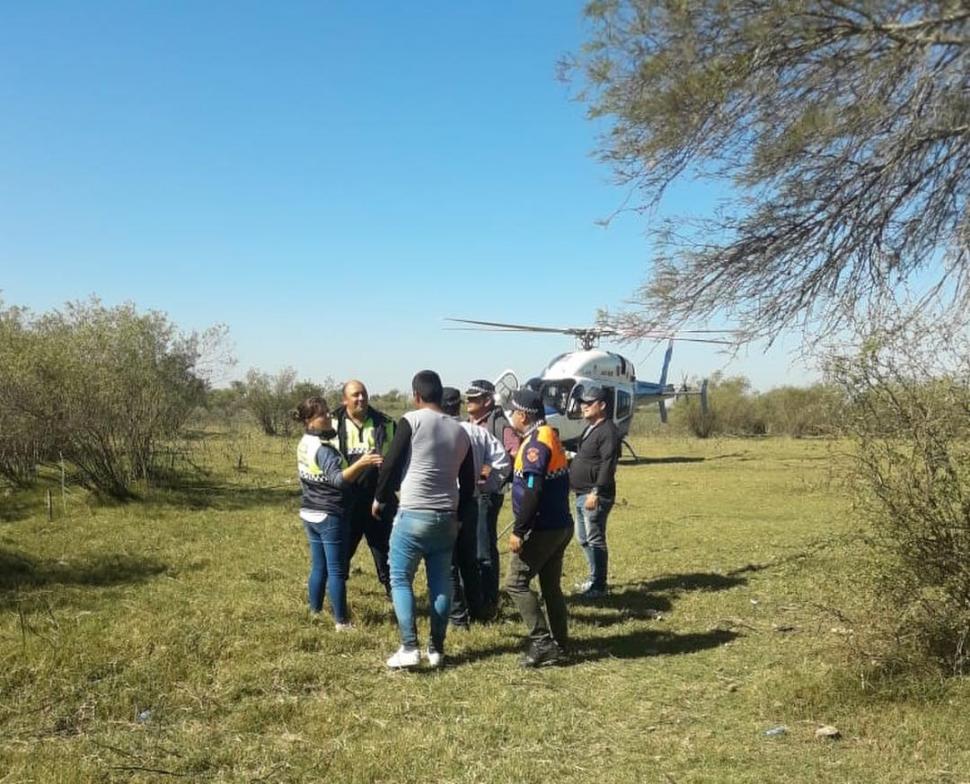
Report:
634,334,736,345
445,317,578,335
447,318,733,344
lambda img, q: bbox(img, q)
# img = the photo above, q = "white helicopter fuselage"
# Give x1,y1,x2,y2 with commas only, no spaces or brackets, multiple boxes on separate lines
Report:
502,349,641,450
451,316,710,452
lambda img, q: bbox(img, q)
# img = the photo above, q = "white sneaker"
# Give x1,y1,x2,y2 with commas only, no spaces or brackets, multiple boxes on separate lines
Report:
425,647,445,669
386,646,421,669
334,622,355,632
573,579,594,594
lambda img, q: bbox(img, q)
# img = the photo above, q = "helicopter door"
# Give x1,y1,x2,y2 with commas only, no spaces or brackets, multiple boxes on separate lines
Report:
492,369,518,409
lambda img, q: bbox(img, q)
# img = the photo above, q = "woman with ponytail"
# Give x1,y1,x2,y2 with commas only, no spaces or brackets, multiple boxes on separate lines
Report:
294,396,382,628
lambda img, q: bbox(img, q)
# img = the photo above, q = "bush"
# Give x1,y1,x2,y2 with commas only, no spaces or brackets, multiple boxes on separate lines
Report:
665,373,766,437
238,369,337,436
760,384,841,438
829,312,970,676
0,306,52,486
0,298,225,498
657,374,841,439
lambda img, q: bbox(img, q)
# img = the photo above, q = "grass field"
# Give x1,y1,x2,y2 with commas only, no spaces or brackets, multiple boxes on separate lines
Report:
3,432,970,783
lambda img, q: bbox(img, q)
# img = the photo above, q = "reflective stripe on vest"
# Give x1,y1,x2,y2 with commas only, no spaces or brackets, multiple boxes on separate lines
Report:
298,434,346,482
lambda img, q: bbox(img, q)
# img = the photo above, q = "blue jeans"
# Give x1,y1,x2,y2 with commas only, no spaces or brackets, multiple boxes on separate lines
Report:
303,515,349,623
476,492,504,606
389,508,459,651
574,494,614,590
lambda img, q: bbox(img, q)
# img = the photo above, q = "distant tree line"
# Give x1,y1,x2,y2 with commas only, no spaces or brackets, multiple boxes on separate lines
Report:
200,378,410,435
631,373,842,439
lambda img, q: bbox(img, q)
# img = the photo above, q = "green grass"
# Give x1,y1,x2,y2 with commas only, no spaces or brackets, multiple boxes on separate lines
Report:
3,433,970,783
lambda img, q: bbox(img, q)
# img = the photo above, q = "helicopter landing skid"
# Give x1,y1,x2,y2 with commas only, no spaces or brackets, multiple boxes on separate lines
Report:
620,438,639,463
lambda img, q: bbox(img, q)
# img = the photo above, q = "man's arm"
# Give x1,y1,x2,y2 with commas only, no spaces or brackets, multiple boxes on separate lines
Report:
511,471,544,539
456,438,475,514
593,426,619,494
510,439,551,549
374,417,412,506
480,431,511,494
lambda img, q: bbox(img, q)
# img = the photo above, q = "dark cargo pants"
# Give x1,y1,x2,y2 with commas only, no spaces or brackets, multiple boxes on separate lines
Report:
504,526,572,647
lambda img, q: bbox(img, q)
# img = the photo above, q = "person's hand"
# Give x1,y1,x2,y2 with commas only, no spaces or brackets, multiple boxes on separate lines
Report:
360,453,383,468
371,500,383,520
509,533,523,554
584,493,599,511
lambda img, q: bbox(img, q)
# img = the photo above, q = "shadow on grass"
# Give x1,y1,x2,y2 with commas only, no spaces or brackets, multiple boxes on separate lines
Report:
569,588,672,628
453,626,739,666
0,494,36,524
142,479,295,511
0,548,168,606
619,455,706,466
630,571,750,594
573,627,740,661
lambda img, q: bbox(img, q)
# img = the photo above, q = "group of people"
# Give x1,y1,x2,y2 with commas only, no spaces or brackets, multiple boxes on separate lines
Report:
293,369,620,669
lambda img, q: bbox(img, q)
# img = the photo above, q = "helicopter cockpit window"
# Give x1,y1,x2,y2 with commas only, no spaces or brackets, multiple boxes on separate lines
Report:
566,384,584,419
539,380,576,417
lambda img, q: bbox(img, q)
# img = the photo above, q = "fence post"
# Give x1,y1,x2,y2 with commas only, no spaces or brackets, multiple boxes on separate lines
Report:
60,452,67,517
46,489,53,522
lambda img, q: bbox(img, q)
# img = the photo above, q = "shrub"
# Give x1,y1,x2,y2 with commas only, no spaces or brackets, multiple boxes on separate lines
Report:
238,369,337,436
760,384,841,438
0,298,224,498
829,312,970,676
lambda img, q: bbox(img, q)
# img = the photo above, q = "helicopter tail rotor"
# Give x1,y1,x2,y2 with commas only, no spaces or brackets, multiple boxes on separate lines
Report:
659,339,674,389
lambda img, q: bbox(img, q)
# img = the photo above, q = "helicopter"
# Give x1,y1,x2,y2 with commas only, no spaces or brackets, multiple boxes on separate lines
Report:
446,318,730,456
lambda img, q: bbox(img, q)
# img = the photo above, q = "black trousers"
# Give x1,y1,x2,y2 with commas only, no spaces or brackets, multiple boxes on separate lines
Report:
345,489,395,594
450,499,485,625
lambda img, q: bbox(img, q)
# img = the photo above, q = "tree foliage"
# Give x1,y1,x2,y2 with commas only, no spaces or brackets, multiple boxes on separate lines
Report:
0,298,225,498
0,306,50,486
570,0,970,340
238,369,337,436
827,307,970,675
664,372,840,436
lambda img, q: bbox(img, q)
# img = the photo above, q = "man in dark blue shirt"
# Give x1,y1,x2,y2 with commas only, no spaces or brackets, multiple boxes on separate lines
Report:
506,389,573,667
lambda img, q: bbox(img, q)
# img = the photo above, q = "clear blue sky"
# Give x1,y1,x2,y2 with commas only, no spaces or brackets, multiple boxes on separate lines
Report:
0,1,816,393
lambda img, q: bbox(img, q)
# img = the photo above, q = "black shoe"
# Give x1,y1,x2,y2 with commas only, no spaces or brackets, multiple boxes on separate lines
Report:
519,639,564,668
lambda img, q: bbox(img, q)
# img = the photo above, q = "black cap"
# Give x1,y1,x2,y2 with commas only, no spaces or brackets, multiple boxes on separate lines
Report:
579,385,607,404
510,388,543,415
441,386,462,413
464,379,495,398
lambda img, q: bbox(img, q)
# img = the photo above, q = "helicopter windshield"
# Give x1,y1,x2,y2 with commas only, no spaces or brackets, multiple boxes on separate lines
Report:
538,379,576,417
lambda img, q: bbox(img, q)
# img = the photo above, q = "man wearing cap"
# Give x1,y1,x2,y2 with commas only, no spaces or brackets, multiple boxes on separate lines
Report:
505,388,573,667
568,385,620,598
465,379,520,617
441,387,511,628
